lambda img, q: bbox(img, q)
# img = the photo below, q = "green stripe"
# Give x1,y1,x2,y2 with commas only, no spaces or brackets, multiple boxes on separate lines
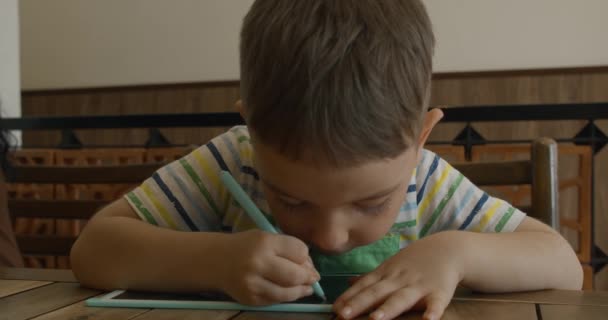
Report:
126,192,158,225
237,135,249,143
391,219,417,231
495,207,516,232
179,158,223,218
419,173,465,237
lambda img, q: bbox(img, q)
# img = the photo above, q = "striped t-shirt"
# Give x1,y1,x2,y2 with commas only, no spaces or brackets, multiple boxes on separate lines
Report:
125,126,525,248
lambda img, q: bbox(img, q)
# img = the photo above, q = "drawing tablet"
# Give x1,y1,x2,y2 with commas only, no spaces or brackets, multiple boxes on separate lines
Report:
86,274,356,313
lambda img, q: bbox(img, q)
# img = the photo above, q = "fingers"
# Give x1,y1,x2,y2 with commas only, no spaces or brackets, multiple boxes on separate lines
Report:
239,276,313,305
334,272,380,308
422,293,450,320
273,234,311,264
261,256,320,287
369,287,424,320
255,279,313,304
337,280,400,319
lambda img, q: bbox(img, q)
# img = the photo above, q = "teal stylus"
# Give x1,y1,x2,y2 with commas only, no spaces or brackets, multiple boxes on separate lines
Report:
219,170,326,302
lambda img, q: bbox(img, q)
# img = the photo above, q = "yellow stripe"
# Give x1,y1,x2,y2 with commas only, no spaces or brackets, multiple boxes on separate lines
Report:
141,183,178,229
418,165,452,220
400,234,418,241
192,149,221,191
241,146,252,162
473,201,503,232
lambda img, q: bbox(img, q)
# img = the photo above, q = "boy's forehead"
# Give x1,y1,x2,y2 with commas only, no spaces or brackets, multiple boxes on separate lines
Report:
254,142,418,202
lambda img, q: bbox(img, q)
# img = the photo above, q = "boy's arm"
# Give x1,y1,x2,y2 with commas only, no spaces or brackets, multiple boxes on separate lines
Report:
70,198,229,293
71,198,319,304
334,217,582,320
458,216,583,292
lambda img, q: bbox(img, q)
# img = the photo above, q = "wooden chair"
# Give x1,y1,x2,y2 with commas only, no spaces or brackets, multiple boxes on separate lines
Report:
452,138,559,229
6,162,167,257
6,139,558,260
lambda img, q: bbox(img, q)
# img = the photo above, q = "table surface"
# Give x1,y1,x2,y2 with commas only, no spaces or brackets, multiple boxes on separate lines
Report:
1,267,607,320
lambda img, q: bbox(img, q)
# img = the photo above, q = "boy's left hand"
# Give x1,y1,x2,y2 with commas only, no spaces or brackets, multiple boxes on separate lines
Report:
333,232,464,320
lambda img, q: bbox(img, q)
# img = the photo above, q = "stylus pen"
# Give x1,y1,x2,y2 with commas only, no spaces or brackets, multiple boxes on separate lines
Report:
219,170,327,302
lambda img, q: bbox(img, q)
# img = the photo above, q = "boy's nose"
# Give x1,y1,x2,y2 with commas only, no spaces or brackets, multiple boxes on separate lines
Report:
311,229,349,254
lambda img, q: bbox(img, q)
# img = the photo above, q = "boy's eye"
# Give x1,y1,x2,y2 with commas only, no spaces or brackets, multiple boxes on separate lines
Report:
357,199,391,215
278,196,304,207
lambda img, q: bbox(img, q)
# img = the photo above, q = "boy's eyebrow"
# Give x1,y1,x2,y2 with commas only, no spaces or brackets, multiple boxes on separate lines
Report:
262,180,300,199
357,183,402,201
262,179,402,202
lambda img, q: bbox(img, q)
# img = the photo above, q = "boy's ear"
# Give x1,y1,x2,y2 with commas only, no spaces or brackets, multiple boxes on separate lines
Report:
417,108,444,150
235,100,246,119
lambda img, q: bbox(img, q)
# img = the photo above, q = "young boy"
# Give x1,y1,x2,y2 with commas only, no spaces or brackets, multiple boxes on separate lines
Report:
71,1,583,320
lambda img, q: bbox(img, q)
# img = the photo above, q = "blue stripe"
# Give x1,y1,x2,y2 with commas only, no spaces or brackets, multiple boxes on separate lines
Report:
221,135,243,168
440,185,475,231
165,165,219,230
407,184,416,193
417,155,440,204
400,202,417,211
207,141,230,172
152,173,199,231
241,166,260,180
459,193,489,230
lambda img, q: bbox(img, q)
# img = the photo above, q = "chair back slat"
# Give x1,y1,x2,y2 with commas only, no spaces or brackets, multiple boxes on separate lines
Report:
8,163,166,184
452,160,532,186
16,235,76,256
9,199,108,220
531,138,559,229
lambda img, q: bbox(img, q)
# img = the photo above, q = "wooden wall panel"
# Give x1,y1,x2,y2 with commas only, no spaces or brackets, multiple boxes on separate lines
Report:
20,67,608,289
21,83,240,147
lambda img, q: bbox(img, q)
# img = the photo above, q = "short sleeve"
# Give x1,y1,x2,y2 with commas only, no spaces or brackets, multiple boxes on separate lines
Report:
415,150,526,238
125,127,249,231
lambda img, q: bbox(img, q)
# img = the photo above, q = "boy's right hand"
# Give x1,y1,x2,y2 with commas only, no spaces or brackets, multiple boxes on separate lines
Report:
218,229,320,305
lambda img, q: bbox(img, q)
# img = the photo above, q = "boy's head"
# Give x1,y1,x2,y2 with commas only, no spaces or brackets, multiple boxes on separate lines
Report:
239,0,441,254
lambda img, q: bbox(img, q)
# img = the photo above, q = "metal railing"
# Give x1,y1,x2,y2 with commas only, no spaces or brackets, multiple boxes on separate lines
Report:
2,102,607,275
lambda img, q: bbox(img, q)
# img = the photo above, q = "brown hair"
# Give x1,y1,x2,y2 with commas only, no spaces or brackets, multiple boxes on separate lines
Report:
240,0,435,166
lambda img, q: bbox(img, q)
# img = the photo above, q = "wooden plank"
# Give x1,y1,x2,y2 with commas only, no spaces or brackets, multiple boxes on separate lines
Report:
16,235,76,256
455,290,608,307
442,301,537,320
30,298,149,320
0,279,51,298
235,312,332,320
0,268,77,283
540,304,608,320
452,160,532,186
132,309,239,320
347,300,537,320
9,163,165,184
0,282,100,320
352,311,423,319
8,199,108,219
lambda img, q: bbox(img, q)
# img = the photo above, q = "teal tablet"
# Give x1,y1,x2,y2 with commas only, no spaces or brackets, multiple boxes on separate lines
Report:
86,274,356,313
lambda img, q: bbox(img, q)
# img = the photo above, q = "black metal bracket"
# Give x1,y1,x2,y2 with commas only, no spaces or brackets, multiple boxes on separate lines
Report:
574,121,607,154
592,245,608,274
452,124,486,161
145,128,171,148
58,129,83,149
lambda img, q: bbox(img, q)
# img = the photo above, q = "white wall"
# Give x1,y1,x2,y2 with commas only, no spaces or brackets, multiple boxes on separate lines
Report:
20,0,253,90
19,0,608,90
426,0,608,72
1,0,21,144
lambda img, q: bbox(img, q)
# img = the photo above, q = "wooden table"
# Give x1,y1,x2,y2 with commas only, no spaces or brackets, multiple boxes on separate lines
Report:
2,268,607,320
